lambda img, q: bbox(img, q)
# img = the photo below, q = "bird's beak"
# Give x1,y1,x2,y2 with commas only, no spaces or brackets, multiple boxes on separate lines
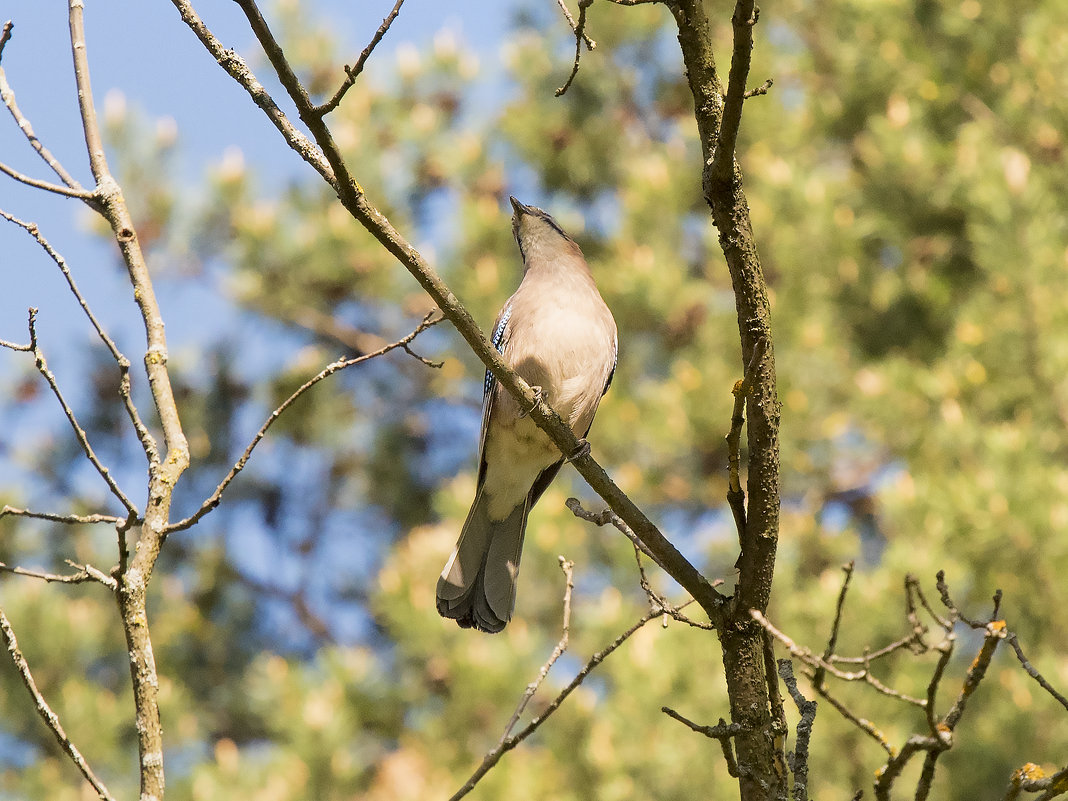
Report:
509,196,527,216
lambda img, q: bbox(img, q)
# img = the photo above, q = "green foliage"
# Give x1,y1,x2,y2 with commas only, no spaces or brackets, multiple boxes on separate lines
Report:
2,0,1067,798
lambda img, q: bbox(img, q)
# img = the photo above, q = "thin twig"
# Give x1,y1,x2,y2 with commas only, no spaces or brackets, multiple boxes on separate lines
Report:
0,209,159,464
171,0,334,183
0,25,89,194
0,505,124,526
753,609,924,705
814,561,853,688
554,0,596,50
166,312,442,533
742,77,774,99
314,0,405,116
0,560,117,590
0,307,33,351
1006,632,1068,713
923,636,954,738
662,706,744,777
556,0,594,97
934,569,980,628
566,497,722,628
0,161,97,200
503,558,575,736
0,607,117,801
778,660,817,801
18,309,138,514
449,608,661,800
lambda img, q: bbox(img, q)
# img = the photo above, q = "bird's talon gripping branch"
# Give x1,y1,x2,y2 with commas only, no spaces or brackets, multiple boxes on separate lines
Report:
567,438,591,463
518,385,544,419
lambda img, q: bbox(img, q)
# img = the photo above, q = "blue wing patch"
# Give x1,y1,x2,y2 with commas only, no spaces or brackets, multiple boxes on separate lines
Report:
484,303,512,398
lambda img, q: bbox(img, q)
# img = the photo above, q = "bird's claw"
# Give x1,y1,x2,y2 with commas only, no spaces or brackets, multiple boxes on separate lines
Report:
518,385,543,418
566,438,591,463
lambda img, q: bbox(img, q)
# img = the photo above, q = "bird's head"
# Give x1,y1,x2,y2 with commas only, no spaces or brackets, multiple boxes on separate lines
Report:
509,196,581,265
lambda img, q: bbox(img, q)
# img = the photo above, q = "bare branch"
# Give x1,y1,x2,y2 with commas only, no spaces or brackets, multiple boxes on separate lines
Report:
923,635,954,737
820,680,897,755
934,569,981,628
169,0,334,183
752,609,925,706
0,209,159,464
1,505,124,526
1,559,117,590
742,77,774,99
67,3,190,797
502,557,575,737
449,608,661,800
555,0,596,50
815,562,854,688
0,607,117,801
0,24,88,193
1006,632,1068,713
778,660,817,801
166,312,443,534
941,619,1004,730
1005,762,1068,801
566,497,722,627
708,0,758,184
0,160,97,200
13,308,139,514
556,0,594,97
662,706,743,777
0,306,34,351
315,0,405,116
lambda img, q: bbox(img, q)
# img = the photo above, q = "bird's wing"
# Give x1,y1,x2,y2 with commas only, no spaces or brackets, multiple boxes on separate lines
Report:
602,329,618,396
474,297,515,484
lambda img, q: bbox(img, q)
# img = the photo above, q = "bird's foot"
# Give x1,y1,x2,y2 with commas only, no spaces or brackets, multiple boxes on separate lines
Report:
566,438,591,463
518,385,543,418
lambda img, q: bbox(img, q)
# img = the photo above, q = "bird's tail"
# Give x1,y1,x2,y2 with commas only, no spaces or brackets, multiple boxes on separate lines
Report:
436,489,528,634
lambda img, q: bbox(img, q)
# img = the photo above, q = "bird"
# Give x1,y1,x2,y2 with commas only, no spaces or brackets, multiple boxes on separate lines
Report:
436,196,618,633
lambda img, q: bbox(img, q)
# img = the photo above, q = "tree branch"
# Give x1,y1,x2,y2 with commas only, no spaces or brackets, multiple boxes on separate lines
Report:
314,0,405,116
709,0,758,184
0,559,117,589
555,0,594,97
502,557,575,736
0,209,159,464
449,606,661,800
662,706,744,777
0,22,91,195
0,607,116,801
165,311,443,533
777,660,816,801
0,505,124,526
67,3,190,796
15,308,138,515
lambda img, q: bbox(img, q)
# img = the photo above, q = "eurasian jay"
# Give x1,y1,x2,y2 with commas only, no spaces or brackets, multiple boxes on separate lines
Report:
436,197,618,633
